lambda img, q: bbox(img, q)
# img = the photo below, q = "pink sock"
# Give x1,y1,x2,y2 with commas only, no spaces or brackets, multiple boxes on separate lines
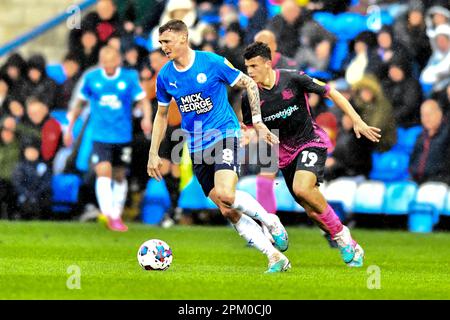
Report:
256,175,277,214
315,205,344,238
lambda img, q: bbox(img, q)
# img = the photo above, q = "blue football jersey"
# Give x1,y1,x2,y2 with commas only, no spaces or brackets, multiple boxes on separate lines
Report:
156,51,242,152
79,67,146,144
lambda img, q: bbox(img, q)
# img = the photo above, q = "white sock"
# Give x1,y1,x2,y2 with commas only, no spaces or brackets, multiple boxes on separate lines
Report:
233,214,278,257
95,177,114,218
232,190,275,227
112,179,128,219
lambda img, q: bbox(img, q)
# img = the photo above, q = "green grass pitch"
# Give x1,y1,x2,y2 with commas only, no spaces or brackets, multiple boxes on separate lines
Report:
0,221,449,299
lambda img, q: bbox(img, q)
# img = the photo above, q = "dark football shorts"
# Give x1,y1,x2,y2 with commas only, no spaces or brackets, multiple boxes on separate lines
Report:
281,147,327,199
159,125,184,163
191,137,241,196
91,142,132,167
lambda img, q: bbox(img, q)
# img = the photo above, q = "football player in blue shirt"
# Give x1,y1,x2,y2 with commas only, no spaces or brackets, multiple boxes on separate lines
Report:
147,20,290,273
65,46,152,232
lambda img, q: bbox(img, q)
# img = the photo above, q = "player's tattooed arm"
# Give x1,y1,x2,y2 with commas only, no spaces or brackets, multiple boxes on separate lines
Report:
234,74,279,145
234,74,262,122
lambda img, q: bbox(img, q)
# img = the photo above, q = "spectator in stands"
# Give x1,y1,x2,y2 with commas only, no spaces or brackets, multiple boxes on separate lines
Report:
116,0,167,35
16,97,62,164
425,5,450,40
238,0,267,45
351,75,397,152
23,54,58,110
12,136,52,220
69,0,122,52
74,30,100,71
420,24,450,95
0,76,10,117
215,3,240,39
433,83,450,116
150,0,209,49
409,99,450,184
268,0,333,59
55,54,81,109
217,23,246,72
0,53,27,103
382,57,422,128
254,30,298,70
344,31,379,85
307,0,351,14
324,113,374,181
372,26,412,82
393,2,432,71
0,116,20,219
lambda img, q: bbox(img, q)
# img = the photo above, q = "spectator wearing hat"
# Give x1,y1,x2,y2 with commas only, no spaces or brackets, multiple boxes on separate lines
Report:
382,57,423,128
12,136,52,220
425,5,450,40
23,54,58,110
351,75,397,152
0,53,28,103
420,24,450,95
393,2,432,70
409,99,450,184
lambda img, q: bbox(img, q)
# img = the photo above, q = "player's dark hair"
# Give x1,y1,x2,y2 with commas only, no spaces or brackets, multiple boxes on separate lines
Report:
159,19,188,35
244,42,272,61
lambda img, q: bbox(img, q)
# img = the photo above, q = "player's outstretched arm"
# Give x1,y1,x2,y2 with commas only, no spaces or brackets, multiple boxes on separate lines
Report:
234,74,280,146
64,98,87,147
327,88,382,143
147,105,168,181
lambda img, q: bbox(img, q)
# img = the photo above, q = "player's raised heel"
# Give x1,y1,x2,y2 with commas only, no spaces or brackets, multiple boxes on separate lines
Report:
268,215,289,252
347,244,364,267
265,253,291,273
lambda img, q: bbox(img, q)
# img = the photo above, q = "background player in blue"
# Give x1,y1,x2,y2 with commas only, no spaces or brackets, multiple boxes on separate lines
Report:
64,46,152,232
241,42,382,267
147,20,290,273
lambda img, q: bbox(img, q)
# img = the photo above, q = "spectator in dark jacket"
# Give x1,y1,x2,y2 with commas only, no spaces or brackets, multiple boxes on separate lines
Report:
393,3,432,70
254,30,298,70
23,55,58,110
432,83,450,116
0,53,27,103
55,54,81,109
12,136,52,220
0,116,20,218
324,113,374,180
217,23,246,72
69,0,122,51
0,76,11,117
238,0,267,45
409,99,450,184
382,57,423,128
73,30,100,71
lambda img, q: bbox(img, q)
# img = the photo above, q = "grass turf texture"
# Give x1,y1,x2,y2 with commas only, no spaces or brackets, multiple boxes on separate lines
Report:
0,221,449,299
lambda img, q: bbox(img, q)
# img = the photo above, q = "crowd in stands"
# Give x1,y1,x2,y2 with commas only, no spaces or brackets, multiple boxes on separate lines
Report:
0,0,449,222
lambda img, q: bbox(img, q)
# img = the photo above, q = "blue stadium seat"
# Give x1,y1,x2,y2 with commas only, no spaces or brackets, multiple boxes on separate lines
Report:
333,12,368,40
369,150,410,182
383,181,418,215
325,178,358,213
51,174,82,213
46,64,66,85
273,177,296,212
236,175,257,199
312,11,335,33
393,126,422,155
329,39,349,72
408,182,448,232
443,189,450,216
141,178,171,224
353,181,386,214
178,176,210,210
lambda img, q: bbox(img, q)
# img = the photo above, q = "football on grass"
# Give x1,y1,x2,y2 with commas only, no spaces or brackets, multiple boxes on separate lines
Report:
137,239,173,271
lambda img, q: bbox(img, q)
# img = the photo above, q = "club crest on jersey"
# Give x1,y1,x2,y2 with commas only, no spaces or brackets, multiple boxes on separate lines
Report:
179,92,213,114
281,88,295,100
117,81,127,90
197,73,207,84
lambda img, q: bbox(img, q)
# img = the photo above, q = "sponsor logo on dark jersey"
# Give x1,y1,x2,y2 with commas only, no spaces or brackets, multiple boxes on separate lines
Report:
263,105,299,122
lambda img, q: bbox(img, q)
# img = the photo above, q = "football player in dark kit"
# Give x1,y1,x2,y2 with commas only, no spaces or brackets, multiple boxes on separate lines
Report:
241,42,382,267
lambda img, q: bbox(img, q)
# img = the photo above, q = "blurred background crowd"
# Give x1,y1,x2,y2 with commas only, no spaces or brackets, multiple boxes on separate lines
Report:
0,0,449,226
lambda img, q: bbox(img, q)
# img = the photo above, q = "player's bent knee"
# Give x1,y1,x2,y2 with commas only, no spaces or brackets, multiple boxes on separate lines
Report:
216,191,236,208
292,183,312,202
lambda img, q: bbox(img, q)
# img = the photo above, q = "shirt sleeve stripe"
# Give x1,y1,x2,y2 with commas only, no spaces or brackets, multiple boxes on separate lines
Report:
230,71,243,87
134,91,147,101
158,101,170,107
